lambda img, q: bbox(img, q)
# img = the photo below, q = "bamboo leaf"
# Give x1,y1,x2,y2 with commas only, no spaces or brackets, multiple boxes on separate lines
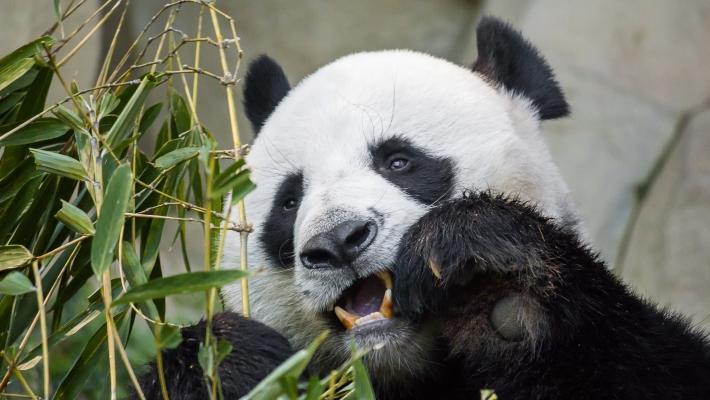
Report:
0,245,33,271
55,200,94,235
351,357,376,400
230,172,256,205
170,89,191,134
91,163,132,277
304,376,325,400
154,146,200,169
243,332,329,400
0,36,54,93
0,271,35,295
0,68,37,100
17,355,42,371
139,102,163,132
54,313,125,400
112,270,248,305
0,117,70,146
30,148,88,181
53,0,62,23
156,325,182,350
17,65,53,120
105,75,156,148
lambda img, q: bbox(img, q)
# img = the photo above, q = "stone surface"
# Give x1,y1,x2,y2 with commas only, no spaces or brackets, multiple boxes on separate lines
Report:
621,109,710,329
541,64,676,261
520,0,710,113
0,2,101,105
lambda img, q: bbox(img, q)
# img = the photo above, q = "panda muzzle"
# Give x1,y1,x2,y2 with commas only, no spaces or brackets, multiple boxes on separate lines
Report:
333,271,394,330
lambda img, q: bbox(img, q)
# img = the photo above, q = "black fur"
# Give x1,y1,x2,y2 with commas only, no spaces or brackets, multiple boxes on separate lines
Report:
260,172,303,268
135,313,293,399
473,16,569,120
369,136,454,205
243,55,291,134
392,192,710,399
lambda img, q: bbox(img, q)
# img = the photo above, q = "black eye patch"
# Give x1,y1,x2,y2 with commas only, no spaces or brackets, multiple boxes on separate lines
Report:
260,172,304,268
370,137,454,205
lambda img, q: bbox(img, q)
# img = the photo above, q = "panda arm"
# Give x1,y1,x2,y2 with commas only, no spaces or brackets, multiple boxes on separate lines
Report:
135,312,293,400
393,192,710,398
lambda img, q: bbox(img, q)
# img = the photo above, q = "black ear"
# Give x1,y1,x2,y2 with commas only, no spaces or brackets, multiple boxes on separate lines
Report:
243,55,291,135
472,16,569,120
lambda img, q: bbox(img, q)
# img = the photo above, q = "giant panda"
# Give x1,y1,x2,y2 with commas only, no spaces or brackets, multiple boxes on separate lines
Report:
137,16,710,399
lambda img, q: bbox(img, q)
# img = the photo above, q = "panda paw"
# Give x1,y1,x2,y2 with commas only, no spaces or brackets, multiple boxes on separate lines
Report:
392,191,557,321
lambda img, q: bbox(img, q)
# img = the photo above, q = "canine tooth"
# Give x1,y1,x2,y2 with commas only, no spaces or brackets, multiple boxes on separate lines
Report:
376,270,393,289
334,306,358,330
428,258,442,280
380,289,393,318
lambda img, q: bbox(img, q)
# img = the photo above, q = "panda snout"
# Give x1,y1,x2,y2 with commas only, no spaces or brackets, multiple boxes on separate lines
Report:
300,219,378,269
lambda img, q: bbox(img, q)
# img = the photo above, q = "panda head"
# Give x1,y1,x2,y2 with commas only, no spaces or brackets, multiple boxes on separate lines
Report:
223,17,575,381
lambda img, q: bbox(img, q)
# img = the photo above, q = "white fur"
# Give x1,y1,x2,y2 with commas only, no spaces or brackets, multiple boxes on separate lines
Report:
221,50,577,378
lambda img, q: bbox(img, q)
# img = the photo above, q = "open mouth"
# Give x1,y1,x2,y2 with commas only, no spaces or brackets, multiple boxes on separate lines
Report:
333,271,394,330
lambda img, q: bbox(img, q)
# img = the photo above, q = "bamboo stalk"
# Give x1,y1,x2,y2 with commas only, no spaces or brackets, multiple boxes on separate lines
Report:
30,261,50,398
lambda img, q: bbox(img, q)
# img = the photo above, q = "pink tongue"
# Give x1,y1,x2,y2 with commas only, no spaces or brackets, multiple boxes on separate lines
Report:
346,276,385,316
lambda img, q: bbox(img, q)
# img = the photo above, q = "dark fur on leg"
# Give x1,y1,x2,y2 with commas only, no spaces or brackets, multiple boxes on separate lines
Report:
134,312,293,400
393,191,710,399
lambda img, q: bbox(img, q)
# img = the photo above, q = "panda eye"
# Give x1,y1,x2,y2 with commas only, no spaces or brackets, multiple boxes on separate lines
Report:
282,198,298,211
388,157,409,171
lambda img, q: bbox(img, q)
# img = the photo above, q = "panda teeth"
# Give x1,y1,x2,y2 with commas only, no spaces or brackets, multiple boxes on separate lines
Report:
354,312,386,327
334,306,358,330
375,271,393,289
380,289,393,318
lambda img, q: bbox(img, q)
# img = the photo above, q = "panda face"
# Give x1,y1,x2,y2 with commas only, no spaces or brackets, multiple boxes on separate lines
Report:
223,19,576,381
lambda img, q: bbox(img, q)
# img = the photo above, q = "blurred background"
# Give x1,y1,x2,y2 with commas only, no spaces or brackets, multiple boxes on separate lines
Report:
2,0,708,333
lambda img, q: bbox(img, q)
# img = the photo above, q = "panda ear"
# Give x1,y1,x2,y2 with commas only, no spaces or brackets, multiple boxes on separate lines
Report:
243,55,291,135
472,16,569,120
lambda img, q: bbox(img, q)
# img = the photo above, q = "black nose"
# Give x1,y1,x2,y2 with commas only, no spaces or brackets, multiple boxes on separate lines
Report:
300,219,378,269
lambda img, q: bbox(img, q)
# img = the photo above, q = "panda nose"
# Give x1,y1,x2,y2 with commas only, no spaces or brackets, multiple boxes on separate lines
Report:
300,220,378,269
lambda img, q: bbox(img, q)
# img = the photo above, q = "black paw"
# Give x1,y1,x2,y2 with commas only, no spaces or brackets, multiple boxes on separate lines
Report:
392,192,554,321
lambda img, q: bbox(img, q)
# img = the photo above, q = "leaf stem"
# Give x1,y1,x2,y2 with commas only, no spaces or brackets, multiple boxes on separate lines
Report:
31,261,50,398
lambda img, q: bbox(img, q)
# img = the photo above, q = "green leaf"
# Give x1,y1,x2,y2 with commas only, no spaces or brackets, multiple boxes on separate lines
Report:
30,148,88,181
17,66,53,120
112,270,249,305
216,338,233,364
97,92,120,121
91,163,132,277
121,241,147,286
170,89,191,134
0,245,33,271
0,68,37,100
0,36,54,93
154,146,200,169
243,331,329,400
198,341,214,377
0,117,70,146
54,312,126,400
139,102,163,132
304,376,325,400
230,172,256,205
105,75,156,148
53,0,62,22
52,104,84,132
121,241,159,319
0,271,35,295
55,200,94,235
351,357,376,400
156,325,182,350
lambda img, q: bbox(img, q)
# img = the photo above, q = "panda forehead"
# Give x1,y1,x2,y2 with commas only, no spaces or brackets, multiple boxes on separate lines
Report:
256,50,511,147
